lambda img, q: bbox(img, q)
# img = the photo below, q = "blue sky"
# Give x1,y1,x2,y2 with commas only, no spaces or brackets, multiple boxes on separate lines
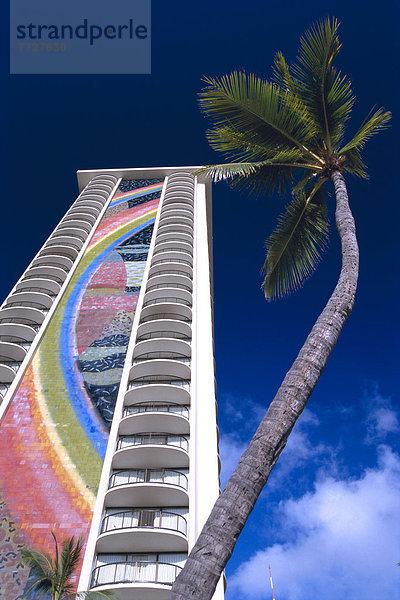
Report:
1,1,399,598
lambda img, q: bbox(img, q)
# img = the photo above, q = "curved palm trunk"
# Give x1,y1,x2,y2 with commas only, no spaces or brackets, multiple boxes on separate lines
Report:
169,171,359,600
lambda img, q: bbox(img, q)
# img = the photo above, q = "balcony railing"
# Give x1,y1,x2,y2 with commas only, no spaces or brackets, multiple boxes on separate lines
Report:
143,297,192,308
140,313,191,324
148,269,192,280
0,318,41,330
128,379,190,391
146,282,192,292
91,561,182,588
12,287,56,297
47,240,81,251
109,468,188,491
132,356,190,365
0,383,11,399
0,337,31,349
123,403,189,419
153,247,193,257
101,509,187,536
136,331,191,343
117,433,189,452
152,258,192,267
5,302,49,313
22,273,64,284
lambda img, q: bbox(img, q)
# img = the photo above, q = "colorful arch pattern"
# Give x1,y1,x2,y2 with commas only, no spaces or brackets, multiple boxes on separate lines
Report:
0,179,163,598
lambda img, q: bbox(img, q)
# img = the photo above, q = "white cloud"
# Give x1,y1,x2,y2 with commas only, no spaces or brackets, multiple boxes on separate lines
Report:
364,388,399,443
268,409,336,489
219,408,334,491
219,433,248,488
228,446,400,600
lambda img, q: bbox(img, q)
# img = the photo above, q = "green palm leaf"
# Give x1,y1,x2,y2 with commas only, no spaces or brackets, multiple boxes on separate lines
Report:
196,160,298,195
199,72,320,159
339,107,391,154
292,18,355,150
205,125,310,164
262,186,329,300
21,546,54,597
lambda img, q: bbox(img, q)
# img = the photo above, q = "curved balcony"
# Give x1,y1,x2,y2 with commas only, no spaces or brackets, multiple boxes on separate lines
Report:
40,245,79,261
113,433,189,469
46,236,83,252
124,381,190,407
154,240,192,255
152,253,192,267
119,402,190,435
153,246,192,261
160,207,193,221
157,223,193,238
7,291,53,309
63,212,96,226
67,206,99,220
57,219,92,233
16,278,61,296
155,231,193,246
133,338,191,362
161,200,193,212
106,468,189,507
136,319,191,344
31,254,73,271
96,510,188,553
22,266,67,285
12,286,56,299
143,291,192,309
52,227,87,243
129,360,190,385
162,197,193,208
90,560,183,597
74,198,103,211
0,323,37,342
0,363,17,383
165,182,194,193
0,307,45,326
146,274,192,294
148,263,192,280
158,216,193,230
139,304,192,325
0,341,27,362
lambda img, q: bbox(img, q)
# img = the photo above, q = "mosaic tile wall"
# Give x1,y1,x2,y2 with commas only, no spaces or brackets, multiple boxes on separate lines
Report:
0,179,164,598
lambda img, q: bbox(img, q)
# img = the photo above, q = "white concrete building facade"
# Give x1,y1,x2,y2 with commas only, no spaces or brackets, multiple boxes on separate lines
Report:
0,167,223,600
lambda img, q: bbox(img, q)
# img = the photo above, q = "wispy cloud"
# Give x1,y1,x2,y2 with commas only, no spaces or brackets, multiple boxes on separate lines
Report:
364,385,399,443
228,445,400,600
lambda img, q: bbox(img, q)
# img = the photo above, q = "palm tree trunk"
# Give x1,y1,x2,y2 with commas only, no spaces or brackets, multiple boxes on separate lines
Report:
169,171,359,600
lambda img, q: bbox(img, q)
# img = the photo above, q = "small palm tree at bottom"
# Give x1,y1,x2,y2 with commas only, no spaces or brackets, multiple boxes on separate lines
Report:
21,532,112,600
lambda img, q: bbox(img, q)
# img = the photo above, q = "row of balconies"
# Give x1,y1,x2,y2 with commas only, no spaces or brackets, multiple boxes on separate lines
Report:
90,173,196,596
0,175,118,403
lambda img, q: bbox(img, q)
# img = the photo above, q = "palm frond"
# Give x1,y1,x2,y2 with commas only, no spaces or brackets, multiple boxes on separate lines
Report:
262,185,329,299
196,161,297,196
199,72,319,158
339,107,392,154
292,17,355,150
205,125,311,164
21,547,54,597
341,146,370,178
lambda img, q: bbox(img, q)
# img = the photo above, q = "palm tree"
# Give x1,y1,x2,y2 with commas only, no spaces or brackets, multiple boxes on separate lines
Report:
169,18,391,600
21,532,111,600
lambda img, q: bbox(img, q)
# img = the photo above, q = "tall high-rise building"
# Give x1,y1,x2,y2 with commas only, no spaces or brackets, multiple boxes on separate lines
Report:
0,167,223,600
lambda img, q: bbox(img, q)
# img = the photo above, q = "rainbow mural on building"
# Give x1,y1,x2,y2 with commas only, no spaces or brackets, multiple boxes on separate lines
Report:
0,179,163,598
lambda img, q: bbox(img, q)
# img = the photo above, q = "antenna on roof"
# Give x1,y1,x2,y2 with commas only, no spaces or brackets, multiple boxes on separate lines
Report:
269,564,276,600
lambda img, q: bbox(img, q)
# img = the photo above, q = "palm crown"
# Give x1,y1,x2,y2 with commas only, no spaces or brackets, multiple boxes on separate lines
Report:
198,17,391,299
21,532,111,600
